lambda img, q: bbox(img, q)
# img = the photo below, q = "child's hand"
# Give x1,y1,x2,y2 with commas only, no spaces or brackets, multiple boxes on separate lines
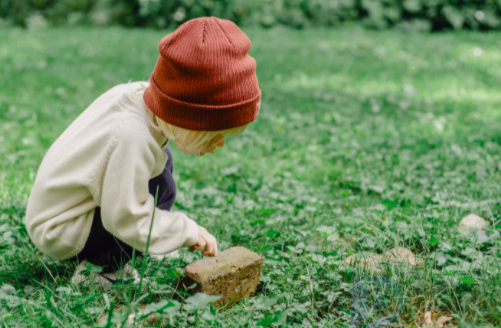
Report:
189,225,218,256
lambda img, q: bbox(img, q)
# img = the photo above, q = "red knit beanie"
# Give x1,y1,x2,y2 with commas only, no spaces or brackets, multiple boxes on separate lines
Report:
143,16,262,131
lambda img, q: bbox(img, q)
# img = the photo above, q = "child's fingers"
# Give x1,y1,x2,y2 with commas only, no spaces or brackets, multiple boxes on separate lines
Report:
195,239,206,251
207,235,217,255
205,235,218,255
203,237,215,255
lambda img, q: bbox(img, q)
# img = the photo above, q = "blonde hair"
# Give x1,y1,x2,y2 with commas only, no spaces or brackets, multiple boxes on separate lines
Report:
127,81,248,156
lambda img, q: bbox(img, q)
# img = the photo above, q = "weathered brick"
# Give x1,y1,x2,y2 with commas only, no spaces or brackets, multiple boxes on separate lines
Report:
179,246,263,309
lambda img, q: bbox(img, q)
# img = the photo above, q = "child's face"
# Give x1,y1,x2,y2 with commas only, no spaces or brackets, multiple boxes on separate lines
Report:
160,122,247,157
174,133,225,156
199,136,225,156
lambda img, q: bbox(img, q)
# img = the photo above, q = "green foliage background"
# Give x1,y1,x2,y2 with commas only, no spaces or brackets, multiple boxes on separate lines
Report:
1,25,501,326
1,0,501,31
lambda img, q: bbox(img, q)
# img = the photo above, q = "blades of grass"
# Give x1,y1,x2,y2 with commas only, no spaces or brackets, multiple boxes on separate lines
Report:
137,185,159,293
126,238,137,304
133,185,160,325
37,257,56,282
119,238,137,328
105,301,115,328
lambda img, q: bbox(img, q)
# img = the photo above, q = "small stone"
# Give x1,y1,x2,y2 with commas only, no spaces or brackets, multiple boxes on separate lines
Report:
343,255,356,266
343,247,424,272
364,254,384,271
179,246,263,309
459,214,489,232
342,254,383,273
385,247,418,266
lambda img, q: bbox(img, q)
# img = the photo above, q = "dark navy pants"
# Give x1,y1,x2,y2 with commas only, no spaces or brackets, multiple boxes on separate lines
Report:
68,146,177,273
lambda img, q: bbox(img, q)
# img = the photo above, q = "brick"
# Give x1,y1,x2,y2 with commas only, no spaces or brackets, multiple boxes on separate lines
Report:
179,246,263,309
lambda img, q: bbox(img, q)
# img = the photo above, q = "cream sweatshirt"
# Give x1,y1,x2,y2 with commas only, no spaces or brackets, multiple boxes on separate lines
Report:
25,81,199,260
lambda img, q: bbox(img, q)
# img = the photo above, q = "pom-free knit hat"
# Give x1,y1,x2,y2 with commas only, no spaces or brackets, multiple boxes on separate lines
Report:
143,16,261,131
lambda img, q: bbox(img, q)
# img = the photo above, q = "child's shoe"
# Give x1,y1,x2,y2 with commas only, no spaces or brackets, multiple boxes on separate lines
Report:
150,249,180,260
71,260,142,288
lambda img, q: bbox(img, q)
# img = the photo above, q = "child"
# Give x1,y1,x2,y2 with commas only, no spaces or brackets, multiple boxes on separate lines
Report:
24,16,261,285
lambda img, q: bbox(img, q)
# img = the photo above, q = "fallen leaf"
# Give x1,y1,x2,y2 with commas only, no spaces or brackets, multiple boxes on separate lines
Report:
436,315,454,327
424,311,433,326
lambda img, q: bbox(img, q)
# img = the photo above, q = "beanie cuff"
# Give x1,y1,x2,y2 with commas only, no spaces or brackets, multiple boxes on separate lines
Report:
143,76,261,131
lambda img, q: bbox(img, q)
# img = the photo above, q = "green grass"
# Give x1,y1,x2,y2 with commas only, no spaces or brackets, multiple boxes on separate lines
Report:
1,25,501,327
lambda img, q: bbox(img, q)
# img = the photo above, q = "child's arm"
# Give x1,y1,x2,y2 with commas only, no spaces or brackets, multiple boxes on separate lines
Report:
95,116,199,255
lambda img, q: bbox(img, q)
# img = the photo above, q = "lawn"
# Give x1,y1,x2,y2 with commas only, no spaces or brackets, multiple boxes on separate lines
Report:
1,25,501,327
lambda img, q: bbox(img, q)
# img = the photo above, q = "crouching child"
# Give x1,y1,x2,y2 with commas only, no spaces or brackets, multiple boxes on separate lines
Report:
25,16,262,286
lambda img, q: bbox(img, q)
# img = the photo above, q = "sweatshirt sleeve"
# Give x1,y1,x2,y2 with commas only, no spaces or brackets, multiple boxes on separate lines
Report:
96,117,199,255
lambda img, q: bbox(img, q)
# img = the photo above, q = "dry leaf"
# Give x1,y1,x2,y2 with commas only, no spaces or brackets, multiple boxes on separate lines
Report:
436,315,454,327
424,311,433,326
422,312,456,328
